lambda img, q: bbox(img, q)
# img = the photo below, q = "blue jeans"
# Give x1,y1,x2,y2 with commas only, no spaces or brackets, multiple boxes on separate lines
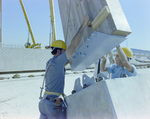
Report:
39,95,66,119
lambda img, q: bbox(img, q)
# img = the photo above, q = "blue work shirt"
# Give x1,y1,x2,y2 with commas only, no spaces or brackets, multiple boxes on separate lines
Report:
45,52,68,94
108,64,137,79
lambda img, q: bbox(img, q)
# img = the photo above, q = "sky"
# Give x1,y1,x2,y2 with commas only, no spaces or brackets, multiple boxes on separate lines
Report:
2,0,150,50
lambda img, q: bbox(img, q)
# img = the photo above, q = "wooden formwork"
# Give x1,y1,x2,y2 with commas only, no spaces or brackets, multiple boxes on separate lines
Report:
58,0,131,50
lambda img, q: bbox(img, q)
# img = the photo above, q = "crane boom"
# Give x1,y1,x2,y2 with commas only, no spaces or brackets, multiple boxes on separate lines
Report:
19,0,41,48
49,0,57,45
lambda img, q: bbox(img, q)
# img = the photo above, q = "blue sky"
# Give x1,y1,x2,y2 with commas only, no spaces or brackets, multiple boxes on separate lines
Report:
2,0,150,50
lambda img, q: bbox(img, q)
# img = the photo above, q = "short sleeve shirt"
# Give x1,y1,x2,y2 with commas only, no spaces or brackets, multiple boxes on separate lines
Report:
107,64,137,79
45,52,68,94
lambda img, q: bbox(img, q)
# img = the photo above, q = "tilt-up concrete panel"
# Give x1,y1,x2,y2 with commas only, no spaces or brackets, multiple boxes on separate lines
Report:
58,0,131,51
65,69,150,119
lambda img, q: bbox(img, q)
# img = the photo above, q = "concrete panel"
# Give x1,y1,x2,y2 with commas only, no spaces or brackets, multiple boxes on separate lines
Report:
58,0,131,50
65,69,150,119
69,32,126,71
106,78,150,119
66,81,117,119
0,47,52,72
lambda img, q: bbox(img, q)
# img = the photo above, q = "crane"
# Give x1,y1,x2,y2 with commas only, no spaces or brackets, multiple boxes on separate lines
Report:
19,0,41,49
49,0,57,44
45,0,57,49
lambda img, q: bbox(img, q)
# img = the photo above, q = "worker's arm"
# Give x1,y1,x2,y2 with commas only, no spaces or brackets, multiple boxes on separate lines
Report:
65,15,90,59
100,55,108,72
108,51,115,64
116,46,134,73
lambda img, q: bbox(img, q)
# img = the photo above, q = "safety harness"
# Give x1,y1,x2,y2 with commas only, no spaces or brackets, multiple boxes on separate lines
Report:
39,60,67,119
39,60,54,99
119,68,127,78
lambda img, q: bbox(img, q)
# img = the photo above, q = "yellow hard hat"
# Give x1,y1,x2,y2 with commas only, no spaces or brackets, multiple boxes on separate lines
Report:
51,40,67,50
117,47,133,58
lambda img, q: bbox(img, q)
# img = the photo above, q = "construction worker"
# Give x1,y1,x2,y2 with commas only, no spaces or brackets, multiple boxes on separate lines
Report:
39,15,90,119
100,45,137,79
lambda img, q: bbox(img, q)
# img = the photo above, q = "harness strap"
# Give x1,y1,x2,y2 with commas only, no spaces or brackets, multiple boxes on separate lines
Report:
44,91,62,97
119,69,125,78
39,61,51,100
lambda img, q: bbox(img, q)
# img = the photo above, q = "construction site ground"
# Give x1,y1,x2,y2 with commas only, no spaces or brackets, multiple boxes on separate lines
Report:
0,67,150,119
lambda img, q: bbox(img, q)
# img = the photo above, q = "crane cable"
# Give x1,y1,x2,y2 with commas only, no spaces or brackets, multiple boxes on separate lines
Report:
25,30,30,48
49,15,52,46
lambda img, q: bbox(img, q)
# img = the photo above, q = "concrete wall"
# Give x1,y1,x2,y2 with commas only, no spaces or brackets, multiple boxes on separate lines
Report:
58,0,131,71
65,68,150,119
0,47,96,73
0,47,52,72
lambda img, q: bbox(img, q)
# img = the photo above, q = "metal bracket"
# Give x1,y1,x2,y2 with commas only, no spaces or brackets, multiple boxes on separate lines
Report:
97,73,109,80
82,74,96,88
72,74,96,94
72,78,83,94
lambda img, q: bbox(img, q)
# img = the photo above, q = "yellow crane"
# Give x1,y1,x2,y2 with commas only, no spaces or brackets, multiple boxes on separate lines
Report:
49,0,56,46
19,0,41,49
49,0,57,45
45,0,57,49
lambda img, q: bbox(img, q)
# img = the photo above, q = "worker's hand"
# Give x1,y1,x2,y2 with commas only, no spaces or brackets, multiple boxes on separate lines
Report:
101,55,107,62
108,51,113,56
82,15,91,27
100,55,108,72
